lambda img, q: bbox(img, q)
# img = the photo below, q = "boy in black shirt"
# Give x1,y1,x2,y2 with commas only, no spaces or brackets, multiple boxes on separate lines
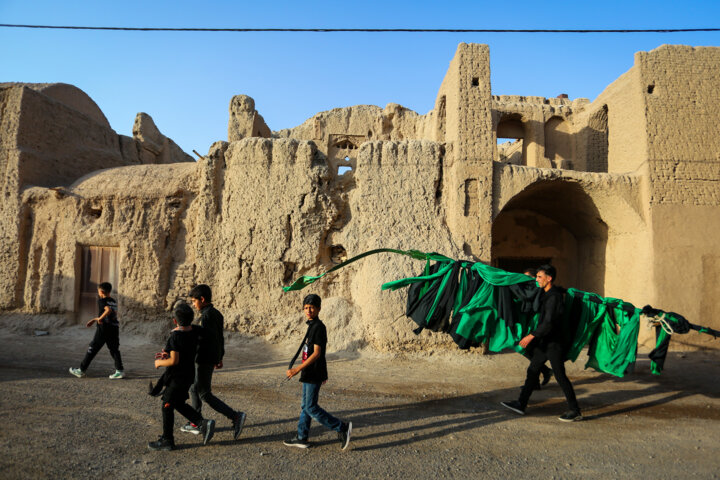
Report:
69,282,124,379
148,303,216,451
182,284,246,440
283,294,352,450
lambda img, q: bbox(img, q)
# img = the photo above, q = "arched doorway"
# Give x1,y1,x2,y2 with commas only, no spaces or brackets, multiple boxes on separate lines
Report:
492,180,607,294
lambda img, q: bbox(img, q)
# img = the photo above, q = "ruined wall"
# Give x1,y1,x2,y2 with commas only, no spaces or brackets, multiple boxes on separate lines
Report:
437,43,494,261
639,45,720,348
581,65,647,173
17,163,197,324
0,84,194,310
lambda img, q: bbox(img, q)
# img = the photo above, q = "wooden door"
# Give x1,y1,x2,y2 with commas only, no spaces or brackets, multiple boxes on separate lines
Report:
77,246,119,321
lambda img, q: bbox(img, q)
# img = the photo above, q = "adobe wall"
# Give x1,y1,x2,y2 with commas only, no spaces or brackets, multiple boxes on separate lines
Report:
0,84,193,310
638,45,720,348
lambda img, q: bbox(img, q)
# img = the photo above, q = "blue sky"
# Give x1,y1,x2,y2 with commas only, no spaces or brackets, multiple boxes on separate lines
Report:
2,1,719,155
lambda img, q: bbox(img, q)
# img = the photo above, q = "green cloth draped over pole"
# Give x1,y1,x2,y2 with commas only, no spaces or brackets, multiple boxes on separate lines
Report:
282,248,714,377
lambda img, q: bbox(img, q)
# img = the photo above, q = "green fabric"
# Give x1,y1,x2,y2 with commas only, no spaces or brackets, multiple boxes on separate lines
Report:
650,328,671,375
282,248,701,378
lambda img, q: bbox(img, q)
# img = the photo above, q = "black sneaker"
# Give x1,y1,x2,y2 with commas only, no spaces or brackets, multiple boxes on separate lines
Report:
283,436,310,449
232,411,247,440
500,400,526,415
338,421,352,450
559,410,583,422
541,368,553,386
200,419,216,445
148,436,175,451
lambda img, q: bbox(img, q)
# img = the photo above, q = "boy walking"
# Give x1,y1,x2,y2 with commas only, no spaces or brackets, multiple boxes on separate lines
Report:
69,282,124,379
182,284,246,440
149,303,216,451
283,294,352,450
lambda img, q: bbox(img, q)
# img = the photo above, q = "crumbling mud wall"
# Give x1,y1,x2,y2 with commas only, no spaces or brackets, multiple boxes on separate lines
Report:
2,44,719,355
0,83,192,311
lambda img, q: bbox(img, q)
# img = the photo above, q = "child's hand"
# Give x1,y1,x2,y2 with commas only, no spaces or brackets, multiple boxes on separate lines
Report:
286,368,299,379
154,359,162,369
215,361,223,370
85,318,97,327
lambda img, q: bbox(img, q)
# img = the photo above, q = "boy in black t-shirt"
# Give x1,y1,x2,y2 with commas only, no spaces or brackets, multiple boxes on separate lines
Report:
69,282,125,379
283,294,352,450
148,303,216,451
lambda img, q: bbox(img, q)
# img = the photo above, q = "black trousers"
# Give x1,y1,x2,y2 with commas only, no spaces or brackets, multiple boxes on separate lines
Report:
162,384,203,441
190,362,236,420
80,324,124,372
519,341,580,413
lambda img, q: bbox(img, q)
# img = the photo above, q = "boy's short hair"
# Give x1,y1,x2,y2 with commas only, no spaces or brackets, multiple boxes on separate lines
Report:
537,264,557,282
303,294,321,308
98,282,112,294
189,284,212,302
174,303,194,326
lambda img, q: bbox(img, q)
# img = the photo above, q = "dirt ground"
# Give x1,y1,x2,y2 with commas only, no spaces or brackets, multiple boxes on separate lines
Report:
1,322,719,480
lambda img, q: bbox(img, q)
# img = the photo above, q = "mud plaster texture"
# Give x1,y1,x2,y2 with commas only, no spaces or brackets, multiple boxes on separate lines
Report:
1,43,720,355
1,323,719,479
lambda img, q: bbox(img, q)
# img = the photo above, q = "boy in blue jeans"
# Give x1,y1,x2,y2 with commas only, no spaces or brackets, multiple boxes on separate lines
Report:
284,294,351,450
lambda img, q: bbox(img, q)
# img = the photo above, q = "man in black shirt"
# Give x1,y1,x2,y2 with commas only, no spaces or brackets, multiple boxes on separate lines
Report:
501,265,582,422
183,284,246,441
148,303,216,451
69,282,124,379
283,294,352,450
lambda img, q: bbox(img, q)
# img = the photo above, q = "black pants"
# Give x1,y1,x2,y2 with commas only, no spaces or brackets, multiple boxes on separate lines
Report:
523,347,551,379
190,362,236,420
519,341,580,413
162,384,203,441
80,324,124,372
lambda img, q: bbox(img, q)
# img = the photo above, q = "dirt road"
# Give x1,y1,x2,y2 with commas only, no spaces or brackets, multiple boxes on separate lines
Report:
1,324,719,479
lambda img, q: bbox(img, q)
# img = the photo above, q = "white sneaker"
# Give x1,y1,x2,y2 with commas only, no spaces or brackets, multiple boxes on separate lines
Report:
108,370,124,379
69,367,85,378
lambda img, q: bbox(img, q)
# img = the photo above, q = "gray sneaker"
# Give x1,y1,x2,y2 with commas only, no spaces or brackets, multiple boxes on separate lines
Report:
338,421,352,450
69,367,85,378
180,422,201,435
232,411,247,440
201,419,216,445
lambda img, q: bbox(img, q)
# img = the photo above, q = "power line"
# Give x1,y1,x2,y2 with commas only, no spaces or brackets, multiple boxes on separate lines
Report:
1,24,720,34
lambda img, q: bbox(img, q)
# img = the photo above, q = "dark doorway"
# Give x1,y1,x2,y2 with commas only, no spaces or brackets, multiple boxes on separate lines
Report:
77,246,119,321
496,257,552,274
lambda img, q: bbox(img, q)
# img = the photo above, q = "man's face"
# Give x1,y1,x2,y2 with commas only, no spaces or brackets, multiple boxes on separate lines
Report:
536,270,553,290
304,304,320,321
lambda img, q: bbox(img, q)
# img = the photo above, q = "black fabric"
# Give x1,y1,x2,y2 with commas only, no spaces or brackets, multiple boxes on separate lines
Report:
531,286,566,344
508,281,542,314
162,397,203,441
288,329,311,370
405,262,442,333
196,304,225,364
449,266,483,349
80,323,123,371
405,262,461,333
519,341,579,413
643,306,692,370
148,372,167,397
164,327,201,386
190,362,236,419
299,319,328,384
97,296,119,326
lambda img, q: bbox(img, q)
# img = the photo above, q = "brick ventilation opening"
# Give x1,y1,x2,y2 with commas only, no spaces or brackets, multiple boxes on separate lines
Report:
472,77,479,87
647,84,655,94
